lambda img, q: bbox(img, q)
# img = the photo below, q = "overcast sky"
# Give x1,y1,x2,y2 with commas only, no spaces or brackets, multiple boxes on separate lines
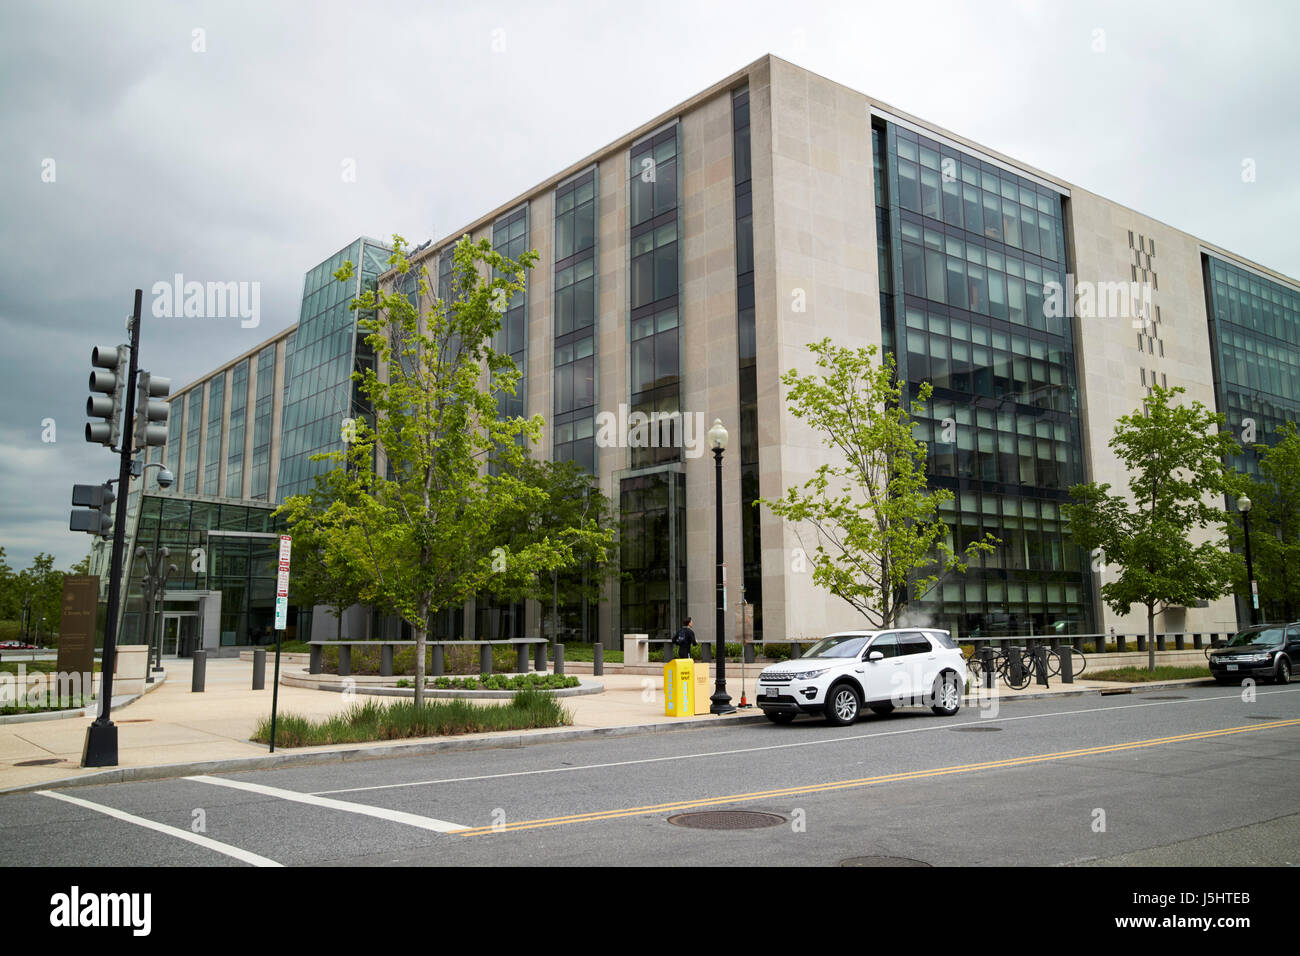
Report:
2,0,1297,571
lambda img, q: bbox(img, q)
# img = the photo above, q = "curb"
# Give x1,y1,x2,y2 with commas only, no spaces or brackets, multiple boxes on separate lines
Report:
0,710,773,796
962,677,1218,703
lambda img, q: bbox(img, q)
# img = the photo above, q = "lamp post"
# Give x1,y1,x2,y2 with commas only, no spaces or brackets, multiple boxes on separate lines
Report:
708,418,735,714
1238,495,1259,627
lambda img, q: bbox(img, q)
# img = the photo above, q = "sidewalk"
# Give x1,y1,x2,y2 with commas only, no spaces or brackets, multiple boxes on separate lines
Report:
0,657,1216,793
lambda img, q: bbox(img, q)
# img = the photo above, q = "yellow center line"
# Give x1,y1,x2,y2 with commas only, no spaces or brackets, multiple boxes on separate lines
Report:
455,718,1300,836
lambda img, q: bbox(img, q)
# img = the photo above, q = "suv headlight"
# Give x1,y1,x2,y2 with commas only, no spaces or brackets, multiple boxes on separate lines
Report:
793,668,831,680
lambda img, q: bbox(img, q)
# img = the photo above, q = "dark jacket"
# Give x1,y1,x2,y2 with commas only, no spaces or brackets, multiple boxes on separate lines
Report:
673,625,697,657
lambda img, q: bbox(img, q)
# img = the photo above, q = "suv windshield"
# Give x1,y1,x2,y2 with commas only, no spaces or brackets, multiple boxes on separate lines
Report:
803,635,872,658
1226,626,1285,647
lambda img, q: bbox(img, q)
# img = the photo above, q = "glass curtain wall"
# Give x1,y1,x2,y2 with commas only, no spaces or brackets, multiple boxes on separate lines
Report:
202,372,225,495
553,169,598,472
225,359,249,498
875,120,1094,638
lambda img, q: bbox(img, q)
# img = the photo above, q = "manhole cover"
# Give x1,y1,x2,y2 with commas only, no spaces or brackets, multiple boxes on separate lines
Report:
949,725,1002,732
1141,696,1187,701
840,856,932,867
668,811,786,830
15,758,63,767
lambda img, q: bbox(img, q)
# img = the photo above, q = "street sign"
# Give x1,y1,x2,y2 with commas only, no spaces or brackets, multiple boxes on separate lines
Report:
274,534,291,630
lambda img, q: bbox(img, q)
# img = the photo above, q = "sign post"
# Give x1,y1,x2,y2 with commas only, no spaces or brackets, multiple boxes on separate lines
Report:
270,534,291,753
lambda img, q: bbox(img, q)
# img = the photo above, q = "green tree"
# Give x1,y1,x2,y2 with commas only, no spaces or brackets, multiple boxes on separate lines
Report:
14,553,63,643
758,339,995,628
1062,385,1241,671
69,552,92,576
1225,421,1300,621
278,235,607,706
482,453,617,641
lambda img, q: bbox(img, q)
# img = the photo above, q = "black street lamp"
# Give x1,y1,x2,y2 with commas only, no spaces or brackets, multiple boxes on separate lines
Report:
1238,495,1259,627
708,418,735,715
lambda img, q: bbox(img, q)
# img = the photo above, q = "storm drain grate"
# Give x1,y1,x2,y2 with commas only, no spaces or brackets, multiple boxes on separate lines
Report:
15,758,63,767
840,856,932,867
668,811,786,830
949,725,1002,732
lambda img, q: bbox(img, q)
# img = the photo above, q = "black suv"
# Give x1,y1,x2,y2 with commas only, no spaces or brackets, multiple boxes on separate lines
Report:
1207,623,1298,685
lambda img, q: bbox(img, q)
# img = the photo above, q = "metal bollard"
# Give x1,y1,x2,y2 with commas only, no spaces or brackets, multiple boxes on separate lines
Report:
1157,633,1167,652
1008,647,1023,687
1118,634,1128,653
979,646,995,690
553,643,565,676
700,642,712,662
191,649,206,692
533,642,545,671
1193,633,1203,649
1059,645,1074,684
790,643,802,659
744,644,756,664
1136,634,1146,652
1033,646,1050,687
338,645,351,677
252,648,266,690
381,644,394,677
593,642,603,677
431,644,444,677
516,643,529,673
480,643,492,676
1175,633,1185,651
309,645,322,675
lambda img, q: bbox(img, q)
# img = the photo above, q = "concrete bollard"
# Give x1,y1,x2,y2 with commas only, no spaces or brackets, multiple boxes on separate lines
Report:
1193,633,1203,649
1175,633,1185,651
1136,634,1146,652
431,644,444,677
743,644,756,664
309,645,322,675
516,643,529,674
338,645,351,678
191,649,206,692
252,648,266,690
1059,645,1074,684
790,643,802,659
1033,646,1050,687
535,642,546,672
479,643,492,676
593,642,603,677
1157,634,1167,651
980,647,995,690
380,644,393,677
1008,648,1024,688
553,643,565,676
1118,634,1128,653
700,641,712,663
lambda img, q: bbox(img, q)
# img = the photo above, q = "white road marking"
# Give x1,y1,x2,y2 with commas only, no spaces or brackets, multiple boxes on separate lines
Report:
313,687,1300,795
186,774,468,832
39,789,282,867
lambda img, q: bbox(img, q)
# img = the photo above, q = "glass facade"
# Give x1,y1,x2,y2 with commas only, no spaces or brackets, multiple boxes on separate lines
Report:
225,359,249,498
249,343,276,500
121,494,288,647
732,87,762,640
628,125,682,468
278,238,389,500
202,372,224,496
553,169,597,472
492,207,529,423
875,121,1094,638
619,471,687,641
182,388,202,494
1203,254,1300,475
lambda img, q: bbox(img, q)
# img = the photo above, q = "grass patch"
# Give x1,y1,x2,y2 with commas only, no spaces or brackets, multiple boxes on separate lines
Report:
1087,665,1212,683
253,640,311,654
0,661,101,675
1,698,90,716
252,688,572,747
554,644,623,663
430,673,578,691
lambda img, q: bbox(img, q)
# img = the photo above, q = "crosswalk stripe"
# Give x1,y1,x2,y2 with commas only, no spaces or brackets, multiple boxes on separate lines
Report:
39,790,283,866
185,774,468,832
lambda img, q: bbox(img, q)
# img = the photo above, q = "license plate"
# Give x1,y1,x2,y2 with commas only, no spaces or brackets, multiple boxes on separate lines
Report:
1227,664,1238,671
766,685,778,697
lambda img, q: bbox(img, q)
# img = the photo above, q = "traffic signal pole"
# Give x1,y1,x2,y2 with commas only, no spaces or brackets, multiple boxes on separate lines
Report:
82,289,143,768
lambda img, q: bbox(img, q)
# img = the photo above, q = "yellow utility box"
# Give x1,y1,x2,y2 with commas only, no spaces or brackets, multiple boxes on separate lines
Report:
663,657,694,717
693,662,712,715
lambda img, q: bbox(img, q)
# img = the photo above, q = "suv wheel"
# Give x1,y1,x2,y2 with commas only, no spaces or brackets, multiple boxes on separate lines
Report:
1276,658,1292,685
765,711,795,724
930,672,961,716
825,683,861,726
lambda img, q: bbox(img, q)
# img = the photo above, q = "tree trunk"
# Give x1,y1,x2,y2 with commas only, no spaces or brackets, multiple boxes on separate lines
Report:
1147,604,1156,672
414,601,428,708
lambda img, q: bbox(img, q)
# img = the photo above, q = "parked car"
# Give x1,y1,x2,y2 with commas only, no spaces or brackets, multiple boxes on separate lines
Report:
756,629,966,725
0,640,36,650
1208,623,1297,685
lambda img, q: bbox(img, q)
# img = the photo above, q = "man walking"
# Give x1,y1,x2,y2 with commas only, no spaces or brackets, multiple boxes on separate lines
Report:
673,616,697,659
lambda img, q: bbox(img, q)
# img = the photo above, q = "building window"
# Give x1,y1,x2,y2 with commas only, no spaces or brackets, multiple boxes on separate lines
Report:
203,373,225,496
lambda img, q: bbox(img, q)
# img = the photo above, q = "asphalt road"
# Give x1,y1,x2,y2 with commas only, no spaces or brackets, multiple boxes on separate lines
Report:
3,684,1298,867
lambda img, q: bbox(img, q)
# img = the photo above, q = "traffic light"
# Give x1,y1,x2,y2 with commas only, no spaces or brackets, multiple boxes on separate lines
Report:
134,371,170,448
70,482,115,536
86,345,129,447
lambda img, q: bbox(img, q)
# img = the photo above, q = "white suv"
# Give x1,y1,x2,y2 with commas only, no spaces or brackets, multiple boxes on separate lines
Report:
757,630,966,725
